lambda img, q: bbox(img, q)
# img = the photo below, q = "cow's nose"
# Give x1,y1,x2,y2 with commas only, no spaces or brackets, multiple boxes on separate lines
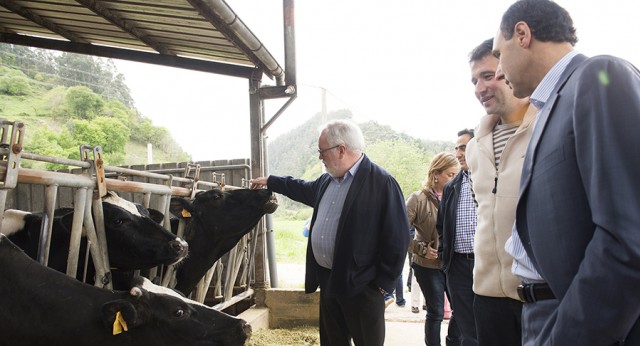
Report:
171,238,189,257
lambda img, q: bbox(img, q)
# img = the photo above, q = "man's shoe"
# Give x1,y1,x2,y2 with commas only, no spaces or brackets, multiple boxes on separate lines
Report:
411,306,419,313
396,298,406,307
384,297,395,309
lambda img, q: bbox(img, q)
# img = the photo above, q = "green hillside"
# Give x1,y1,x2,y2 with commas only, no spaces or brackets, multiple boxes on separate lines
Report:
0,44,190,170
267,110,454,215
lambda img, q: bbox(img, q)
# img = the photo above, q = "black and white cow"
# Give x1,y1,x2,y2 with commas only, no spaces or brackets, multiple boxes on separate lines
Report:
169,188,278,295
0,234,250,346
1,191,188,284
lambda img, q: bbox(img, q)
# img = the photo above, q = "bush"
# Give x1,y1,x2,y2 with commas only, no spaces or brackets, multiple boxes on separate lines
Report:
0,70,32,95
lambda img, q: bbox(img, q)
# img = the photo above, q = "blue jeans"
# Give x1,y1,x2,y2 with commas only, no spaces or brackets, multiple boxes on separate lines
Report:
384,273,406,305
413,263,461,346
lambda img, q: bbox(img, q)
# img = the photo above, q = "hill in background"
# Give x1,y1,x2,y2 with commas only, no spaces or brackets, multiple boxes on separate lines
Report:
0,44,190,170
267,109,454,214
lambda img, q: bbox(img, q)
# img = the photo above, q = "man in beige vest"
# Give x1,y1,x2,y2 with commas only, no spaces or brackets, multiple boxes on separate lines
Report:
465,38,535,346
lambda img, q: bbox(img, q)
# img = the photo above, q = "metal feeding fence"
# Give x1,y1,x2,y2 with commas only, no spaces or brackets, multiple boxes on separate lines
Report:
0,118,262,311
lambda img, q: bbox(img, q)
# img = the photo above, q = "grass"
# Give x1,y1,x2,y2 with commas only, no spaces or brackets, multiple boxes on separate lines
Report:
273,216,307,264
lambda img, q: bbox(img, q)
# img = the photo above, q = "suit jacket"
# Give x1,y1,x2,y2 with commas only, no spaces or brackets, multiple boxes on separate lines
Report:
436,170,464,273
267,154,410,298
516,54,640,345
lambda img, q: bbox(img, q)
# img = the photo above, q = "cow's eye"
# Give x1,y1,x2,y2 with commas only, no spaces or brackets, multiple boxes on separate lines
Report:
114,219,123,226
174,308,185,318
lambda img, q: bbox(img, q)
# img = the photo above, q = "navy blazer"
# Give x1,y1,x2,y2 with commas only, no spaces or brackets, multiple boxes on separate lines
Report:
267,154,410,298
516,54,640,345
436,170,464,273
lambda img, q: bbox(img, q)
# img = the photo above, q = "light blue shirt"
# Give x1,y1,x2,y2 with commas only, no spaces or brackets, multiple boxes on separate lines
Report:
506,50,579,282
311,154,364,268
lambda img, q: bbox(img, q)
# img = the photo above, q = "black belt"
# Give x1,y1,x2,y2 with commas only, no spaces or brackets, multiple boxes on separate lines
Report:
453,252,474,260
517,283,555,303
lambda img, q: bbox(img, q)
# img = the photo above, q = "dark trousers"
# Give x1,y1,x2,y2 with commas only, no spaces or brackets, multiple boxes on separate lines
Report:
413,264,461,346
521,298,558,346
317,267,385,346
446,254,478,346
474,295,522,346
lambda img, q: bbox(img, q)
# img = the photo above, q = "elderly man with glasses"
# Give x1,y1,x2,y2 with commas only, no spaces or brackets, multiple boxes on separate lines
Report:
251,119,409,346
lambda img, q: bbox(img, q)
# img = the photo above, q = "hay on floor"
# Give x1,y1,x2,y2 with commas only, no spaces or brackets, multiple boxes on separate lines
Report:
246,326,319,346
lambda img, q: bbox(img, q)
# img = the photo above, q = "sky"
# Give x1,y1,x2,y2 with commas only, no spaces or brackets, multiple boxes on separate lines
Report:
114,0,640,162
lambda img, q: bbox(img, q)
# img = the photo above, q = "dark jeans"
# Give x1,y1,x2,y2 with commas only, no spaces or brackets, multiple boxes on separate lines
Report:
413,263,461,346
317,267,385,346
446,254,478,346
474,295,522,346
385,272,406,305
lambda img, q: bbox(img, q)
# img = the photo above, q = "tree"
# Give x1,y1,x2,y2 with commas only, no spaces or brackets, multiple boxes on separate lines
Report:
65,85,104,119
0,68,32,95
365,139,432,199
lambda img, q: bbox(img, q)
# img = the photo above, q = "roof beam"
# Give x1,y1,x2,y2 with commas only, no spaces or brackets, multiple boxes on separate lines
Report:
0,0,90,43
73,0,174,55
0,33,257,79
187,0,284,84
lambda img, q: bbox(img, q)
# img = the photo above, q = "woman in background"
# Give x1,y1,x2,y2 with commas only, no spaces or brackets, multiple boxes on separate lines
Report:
407,152,460,346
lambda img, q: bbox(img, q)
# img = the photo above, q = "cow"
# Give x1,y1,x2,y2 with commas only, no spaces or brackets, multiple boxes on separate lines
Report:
1,191,188,285
169,188,278,295
0,234,250,346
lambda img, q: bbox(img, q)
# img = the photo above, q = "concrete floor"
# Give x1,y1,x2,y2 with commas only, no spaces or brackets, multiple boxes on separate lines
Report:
384,300,452,346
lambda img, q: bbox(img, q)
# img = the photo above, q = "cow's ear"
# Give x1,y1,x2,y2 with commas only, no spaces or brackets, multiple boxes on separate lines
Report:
146,209,165,224
101,300,140,332
169,198,194,219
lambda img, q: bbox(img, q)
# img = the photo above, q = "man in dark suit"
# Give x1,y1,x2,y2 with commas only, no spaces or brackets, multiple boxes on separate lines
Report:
438,128,478,346
250,119,410,346
493,1,640,345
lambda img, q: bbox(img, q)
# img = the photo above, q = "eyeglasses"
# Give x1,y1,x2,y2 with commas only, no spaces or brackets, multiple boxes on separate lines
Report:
317,145,340,155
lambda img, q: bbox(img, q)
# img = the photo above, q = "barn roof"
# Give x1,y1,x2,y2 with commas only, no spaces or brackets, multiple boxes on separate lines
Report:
0,0,285,82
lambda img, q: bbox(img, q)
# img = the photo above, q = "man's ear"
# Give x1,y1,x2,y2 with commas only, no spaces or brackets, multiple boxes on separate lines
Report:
514,21,532,48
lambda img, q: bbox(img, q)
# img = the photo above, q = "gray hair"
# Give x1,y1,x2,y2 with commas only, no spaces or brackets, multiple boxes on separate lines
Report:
322,119,365,152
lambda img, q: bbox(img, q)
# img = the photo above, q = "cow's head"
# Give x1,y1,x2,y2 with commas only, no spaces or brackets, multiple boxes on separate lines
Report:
100,192,188,270
169,188,277,295
101,277,250,346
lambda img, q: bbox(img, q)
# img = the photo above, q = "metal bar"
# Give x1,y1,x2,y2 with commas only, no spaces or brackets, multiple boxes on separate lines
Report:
37,185,58,266
212,289,254,311
91,193,112,288
103,165,171,181
88,189,111,288
21,152,91,168
0,190,7,233
0,33,256,79
65,187,88,278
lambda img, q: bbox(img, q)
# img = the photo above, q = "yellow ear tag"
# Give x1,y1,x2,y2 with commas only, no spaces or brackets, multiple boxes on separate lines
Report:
112,310,129,335
181,209,192,218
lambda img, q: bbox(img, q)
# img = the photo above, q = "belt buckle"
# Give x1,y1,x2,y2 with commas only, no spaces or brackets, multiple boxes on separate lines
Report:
516,284,531,303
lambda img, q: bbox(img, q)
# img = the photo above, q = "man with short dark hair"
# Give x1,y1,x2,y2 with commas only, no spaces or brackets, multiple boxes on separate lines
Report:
437,128,478,346
465,37,535,345
493,0,640,344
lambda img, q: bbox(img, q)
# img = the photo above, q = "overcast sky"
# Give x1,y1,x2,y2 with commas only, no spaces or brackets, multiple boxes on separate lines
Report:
115,0,640,161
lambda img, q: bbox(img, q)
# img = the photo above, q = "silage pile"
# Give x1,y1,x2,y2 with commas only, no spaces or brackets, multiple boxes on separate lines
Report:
246,326,319,346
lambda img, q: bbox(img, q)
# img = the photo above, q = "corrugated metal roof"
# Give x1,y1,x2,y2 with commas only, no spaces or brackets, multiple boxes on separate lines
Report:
0,0,284,82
